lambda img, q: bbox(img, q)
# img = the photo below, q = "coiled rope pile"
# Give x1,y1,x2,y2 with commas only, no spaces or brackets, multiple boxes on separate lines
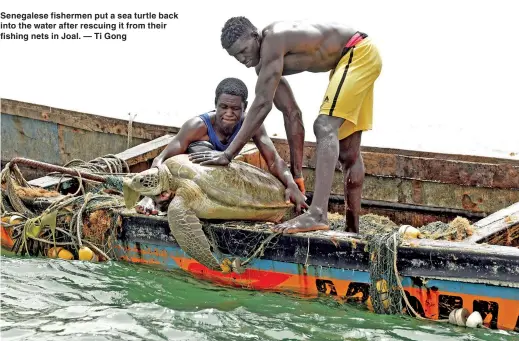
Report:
1,155,130,260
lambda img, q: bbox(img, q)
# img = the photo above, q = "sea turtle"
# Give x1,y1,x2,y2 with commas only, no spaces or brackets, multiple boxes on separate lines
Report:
123,154,293,271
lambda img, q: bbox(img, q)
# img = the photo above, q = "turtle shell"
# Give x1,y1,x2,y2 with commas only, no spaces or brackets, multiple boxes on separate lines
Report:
164,154,290,209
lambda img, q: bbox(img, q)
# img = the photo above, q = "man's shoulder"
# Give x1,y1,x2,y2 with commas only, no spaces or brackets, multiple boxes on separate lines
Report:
262,22,288,40
181,114,209,135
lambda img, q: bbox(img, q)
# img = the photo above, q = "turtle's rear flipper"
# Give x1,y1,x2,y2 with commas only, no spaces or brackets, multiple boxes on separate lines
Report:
168,192,221,271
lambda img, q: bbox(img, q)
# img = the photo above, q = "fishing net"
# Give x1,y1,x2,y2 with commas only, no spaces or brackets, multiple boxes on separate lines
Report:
1,158,128,261
365,231,403,315
352,214,474,316
2,192,125,260
199,213,475,274
202,220,283,274
45,154,130,193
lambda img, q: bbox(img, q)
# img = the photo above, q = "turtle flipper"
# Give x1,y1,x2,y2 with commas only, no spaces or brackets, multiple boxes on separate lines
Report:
167,192,221,271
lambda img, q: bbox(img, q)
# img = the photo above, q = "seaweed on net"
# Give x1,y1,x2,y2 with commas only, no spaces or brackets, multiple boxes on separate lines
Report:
3,190,125,260
365,231,403,315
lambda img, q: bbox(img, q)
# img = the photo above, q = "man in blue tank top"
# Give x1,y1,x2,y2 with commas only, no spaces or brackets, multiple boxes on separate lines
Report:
136,77,307,215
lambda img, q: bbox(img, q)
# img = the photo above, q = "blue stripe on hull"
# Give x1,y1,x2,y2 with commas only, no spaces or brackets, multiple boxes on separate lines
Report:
115,241,519,301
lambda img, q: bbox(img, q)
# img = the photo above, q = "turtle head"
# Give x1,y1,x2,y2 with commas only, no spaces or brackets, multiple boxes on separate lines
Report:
123,165,175,209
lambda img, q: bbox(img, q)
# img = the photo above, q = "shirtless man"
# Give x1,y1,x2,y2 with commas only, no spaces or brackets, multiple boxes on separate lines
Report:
189,18,382,234
135,77,307,215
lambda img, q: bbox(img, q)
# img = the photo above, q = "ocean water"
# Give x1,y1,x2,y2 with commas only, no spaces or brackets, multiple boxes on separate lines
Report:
1,256,517,341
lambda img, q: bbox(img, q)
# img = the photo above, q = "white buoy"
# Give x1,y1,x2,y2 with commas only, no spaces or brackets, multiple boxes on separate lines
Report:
466,311,483,328
448,308,469,326
399,225,420,239
449,309,457,325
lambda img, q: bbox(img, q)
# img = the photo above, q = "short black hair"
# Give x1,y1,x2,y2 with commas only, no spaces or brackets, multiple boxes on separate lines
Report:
220,16,257,49
215,77,248,105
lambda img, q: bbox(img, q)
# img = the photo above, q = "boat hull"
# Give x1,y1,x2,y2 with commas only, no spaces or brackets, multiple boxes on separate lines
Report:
110,212,519,332
113,239,519,331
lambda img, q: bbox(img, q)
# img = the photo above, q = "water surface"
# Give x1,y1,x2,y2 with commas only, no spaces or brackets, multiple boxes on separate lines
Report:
1,256,516,341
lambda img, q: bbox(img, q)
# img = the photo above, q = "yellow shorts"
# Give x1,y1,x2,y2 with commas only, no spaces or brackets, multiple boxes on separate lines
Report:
319,37,382,140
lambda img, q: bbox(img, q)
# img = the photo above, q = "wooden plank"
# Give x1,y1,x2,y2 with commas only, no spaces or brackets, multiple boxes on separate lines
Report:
465,202,519,243
1,99,179,141
117,134,175,164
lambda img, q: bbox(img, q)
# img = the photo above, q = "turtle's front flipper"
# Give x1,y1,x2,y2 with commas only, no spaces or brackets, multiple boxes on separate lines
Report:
168,191,221,271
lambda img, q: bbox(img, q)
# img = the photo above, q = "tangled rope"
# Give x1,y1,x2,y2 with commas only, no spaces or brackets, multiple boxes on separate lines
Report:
48,154,130,193
365,230,450,323
5,190,125,261
1,157,127,260
61,154,130,174
1,163,36,218
365,231,404,315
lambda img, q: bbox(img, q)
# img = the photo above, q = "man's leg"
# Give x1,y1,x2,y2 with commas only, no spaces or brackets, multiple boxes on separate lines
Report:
272,114,344,233
338,131,364,233
283,109,305,188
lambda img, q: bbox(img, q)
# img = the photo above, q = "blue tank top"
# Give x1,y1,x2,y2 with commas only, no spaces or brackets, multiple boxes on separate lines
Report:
199,111,243,151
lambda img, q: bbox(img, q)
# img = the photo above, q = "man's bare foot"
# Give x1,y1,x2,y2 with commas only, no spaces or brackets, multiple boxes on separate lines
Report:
271,209,329,234
135,197,158,215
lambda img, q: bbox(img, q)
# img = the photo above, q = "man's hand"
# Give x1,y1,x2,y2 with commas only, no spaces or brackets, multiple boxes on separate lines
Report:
189,150,231,166
285,183,308,214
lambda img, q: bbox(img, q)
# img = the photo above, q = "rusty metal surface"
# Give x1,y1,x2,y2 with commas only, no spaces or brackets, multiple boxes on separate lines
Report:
317,195,486,227
1,98,178,140
301,169,519,214
1,113,149,166
362,152,519,189
1,113,62,164
270,142,519,190
234,146,519,215
269,137,519,165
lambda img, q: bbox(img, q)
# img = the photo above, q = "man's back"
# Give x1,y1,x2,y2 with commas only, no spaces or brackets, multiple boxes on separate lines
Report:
260,21,357,74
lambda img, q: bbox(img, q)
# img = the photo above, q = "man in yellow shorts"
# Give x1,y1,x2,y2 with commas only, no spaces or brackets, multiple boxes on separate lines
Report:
189,17,382,234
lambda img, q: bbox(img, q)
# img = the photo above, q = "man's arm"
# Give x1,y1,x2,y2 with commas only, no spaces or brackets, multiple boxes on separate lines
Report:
151,117,206,167
272,77,305,182
252,124,308,211
222,35,286,160
252,124,296,189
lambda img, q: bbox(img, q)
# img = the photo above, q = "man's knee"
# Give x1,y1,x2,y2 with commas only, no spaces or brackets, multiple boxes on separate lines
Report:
344,155,365,187
313,115,344,139
348,165,364,189
339,148,359,170
338,132,362,167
